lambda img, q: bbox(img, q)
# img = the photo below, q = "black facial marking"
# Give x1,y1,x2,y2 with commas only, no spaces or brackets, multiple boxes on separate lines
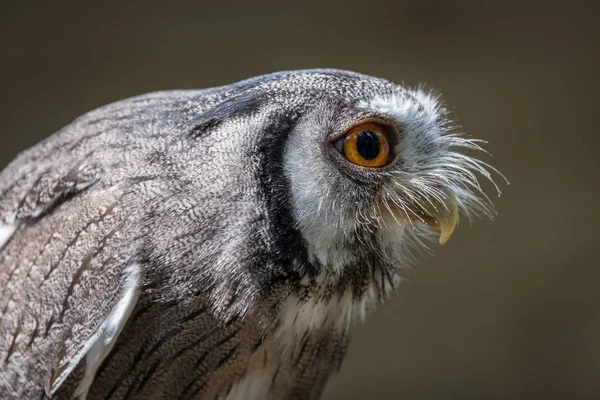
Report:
251,112,317,281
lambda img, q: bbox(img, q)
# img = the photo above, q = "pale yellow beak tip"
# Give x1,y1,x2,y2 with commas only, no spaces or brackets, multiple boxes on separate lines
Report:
438,218,457,245
437,199,459,245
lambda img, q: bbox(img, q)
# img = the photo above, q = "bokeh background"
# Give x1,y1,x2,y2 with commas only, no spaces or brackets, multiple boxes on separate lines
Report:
1,1,599,398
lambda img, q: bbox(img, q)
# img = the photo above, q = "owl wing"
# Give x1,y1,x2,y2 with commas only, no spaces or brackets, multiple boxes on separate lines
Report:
0,113,150,398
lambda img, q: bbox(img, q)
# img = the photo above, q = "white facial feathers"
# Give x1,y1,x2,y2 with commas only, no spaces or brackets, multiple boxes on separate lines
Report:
283,87,503,287
362,90,505,221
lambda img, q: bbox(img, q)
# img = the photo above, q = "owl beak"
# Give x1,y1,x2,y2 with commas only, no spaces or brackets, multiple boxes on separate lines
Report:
422,190,459,245
382,189,459,245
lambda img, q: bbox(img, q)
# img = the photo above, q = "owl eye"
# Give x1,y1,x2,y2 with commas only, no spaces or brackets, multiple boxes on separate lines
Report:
333,122,395,168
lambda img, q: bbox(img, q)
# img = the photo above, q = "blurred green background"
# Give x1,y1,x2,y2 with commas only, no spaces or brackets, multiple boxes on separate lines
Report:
1,1,599,399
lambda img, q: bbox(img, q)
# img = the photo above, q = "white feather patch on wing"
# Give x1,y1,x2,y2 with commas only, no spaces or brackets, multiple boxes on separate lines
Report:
0,223,18,251
73,263,142,399
224,370,273,400
0,213,19,251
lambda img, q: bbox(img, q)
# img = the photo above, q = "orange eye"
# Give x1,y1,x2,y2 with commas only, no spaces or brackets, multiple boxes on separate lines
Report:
335,122,392,168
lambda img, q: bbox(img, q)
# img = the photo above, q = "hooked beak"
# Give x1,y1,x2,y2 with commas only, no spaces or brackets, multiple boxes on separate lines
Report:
421,190,459,245
383,189,459,245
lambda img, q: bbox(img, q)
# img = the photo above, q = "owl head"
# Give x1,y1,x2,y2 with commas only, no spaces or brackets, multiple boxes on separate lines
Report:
119,69,504,324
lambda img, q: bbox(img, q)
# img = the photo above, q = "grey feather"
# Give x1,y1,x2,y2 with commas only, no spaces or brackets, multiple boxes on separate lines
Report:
0,69,501,399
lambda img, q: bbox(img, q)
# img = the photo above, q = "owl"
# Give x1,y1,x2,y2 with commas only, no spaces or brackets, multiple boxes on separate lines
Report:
0,69,501,399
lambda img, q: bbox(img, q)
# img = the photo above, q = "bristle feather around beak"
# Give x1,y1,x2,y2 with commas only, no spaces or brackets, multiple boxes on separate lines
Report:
380,188,459,244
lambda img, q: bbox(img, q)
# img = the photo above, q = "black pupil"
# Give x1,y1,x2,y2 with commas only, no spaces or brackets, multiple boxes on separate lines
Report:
356,130,381,160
